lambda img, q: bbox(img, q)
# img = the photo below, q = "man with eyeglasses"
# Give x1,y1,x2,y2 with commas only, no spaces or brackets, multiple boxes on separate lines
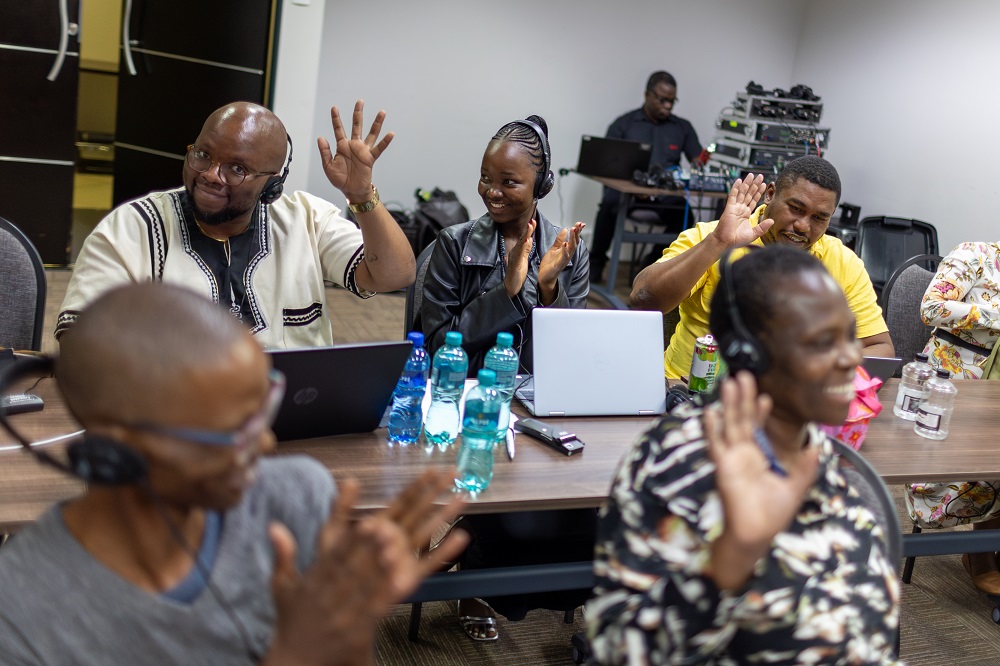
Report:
589,71,705,283
0,282,468,663
56,100,416,349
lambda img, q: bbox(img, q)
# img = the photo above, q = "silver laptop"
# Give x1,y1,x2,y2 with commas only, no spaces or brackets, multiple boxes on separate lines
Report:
267,341,412,441
515,309,666,417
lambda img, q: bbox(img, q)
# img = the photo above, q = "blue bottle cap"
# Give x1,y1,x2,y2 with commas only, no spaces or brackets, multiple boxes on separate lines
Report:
406,331,424,347
445,331,463,346
496,332,514,347
477,369,496,386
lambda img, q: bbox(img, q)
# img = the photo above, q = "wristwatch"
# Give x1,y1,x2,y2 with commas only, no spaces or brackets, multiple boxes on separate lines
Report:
348,184,380,214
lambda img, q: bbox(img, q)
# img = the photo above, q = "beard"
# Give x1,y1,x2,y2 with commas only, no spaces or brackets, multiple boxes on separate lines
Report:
185,184,257,226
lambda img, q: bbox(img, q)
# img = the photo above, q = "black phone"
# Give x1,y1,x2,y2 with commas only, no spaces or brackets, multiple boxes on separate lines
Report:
513,418,584,456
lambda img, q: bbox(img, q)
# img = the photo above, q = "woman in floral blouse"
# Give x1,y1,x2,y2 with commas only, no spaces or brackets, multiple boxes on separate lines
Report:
907,241,1000,593
587,245,901,664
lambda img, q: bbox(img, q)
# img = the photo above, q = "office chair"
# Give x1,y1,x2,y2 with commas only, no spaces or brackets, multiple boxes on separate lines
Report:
0,216,47,351
855,216,938,299
880,254,942,375
403,240,436,337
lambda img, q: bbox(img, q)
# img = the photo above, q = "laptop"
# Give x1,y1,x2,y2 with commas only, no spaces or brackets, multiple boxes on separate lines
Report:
862,356,903,384
576,135,653,180
515,309,666,417
267,341,412,441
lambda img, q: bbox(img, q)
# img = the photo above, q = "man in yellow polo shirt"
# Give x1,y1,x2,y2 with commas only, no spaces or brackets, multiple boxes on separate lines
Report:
631,155,894,378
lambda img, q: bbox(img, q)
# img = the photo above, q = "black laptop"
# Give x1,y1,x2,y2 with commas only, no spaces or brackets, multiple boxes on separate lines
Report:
267,341,411,441
576,135,653,180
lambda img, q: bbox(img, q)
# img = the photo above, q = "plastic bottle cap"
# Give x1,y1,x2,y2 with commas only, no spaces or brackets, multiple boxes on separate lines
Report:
496,332,514,347
406,331,425,347
445,331,463,346
477,369,496,386
935,369,950,378
915,353,929,362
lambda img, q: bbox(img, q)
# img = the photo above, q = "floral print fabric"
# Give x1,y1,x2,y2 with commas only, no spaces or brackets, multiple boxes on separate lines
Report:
920,241,1000,379
906,242,1000,528
586,407,901,665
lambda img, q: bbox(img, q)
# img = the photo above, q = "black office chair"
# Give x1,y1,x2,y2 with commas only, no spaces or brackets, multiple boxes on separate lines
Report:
403,240,436,337
854,216,938,300
0,216,47,351
880,254,942,375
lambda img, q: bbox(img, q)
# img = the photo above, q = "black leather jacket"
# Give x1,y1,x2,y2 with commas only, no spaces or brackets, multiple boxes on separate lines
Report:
420,212,590,374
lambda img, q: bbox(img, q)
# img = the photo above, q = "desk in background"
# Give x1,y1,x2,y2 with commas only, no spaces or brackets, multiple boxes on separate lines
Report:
583,175,727,309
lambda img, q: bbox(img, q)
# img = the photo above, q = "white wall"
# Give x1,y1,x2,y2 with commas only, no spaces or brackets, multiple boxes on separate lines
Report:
793,0,1000,254
272,0,327,194
303,0,804,235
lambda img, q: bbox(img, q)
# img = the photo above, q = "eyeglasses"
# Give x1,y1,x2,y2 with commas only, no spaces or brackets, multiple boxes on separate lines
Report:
185,145,279,186
125,369,286,450
646,91,678,106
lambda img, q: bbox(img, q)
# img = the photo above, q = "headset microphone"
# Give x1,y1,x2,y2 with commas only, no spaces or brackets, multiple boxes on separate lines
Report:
0,355,147,485
259,134,294,205
717,246,770,377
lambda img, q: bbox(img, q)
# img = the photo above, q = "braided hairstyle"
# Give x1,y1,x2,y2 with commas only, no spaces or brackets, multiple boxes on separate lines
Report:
492,115,551,198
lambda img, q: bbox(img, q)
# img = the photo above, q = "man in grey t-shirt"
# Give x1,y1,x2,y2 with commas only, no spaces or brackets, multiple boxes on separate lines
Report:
0,283,466,664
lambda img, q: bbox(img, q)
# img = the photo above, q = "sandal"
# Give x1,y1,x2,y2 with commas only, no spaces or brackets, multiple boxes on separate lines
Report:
458,598,499,641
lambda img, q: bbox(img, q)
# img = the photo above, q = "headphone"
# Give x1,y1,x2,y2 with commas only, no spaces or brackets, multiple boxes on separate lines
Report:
0,356,148,485
717,246,770,377
259,134,294,205
511,119,554,200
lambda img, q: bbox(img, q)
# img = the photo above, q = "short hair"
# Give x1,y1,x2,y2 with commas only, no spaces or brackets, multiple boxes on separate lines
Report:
708,245,832,356
773,155,841,204
492,114,550,192
57,283,254,425
646,71,677,91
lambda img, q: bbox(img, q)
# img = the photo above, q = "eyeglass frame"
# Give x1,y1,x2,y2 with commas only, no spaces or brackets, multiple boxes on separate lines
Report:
185,144,281,187
646,90,678,106
122,369,286,451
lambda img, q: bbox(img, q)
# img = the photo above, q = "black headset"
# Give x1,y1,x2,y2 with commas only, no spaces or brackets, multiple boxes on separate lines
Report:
0,356,148,485
259,134,294,205
717,246,770,377
511,119,554,200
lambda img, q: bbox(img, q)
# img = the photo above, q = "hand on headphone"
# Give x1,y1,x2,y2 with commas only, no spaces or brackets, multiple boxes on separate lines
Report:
711,173,773,249
318,100,394,205
538,222,585,304
504,219,536,298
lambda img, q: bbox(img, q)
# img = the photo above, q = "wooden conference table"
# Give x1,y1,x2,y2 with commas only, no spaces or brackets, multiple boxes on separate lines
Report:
584,175,727,309
2,378,999,609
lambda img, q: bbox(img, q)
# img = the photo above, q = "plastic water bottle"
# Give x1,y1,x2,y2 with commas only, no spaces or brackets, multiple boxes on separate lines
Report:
387,332,430,444
914,369,957,440
424,331,468,446
483,332,519,443
893,353,934,420
455,369,501,494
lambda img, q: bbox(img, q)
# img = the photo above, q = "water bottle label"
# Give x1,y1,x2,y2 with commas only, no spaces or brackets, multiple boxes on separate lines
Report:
915,407,941,431
894,387,923,413
492,369,517,386
447,370,466,384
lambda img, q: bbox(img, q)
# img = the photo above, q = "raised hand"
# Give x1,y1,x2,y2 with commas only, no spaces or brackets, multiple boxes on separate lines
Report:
504,219,536,298
265,471,467,665
538,222,585,287
711,173,773,248
703,372,819,589
317,100,394,204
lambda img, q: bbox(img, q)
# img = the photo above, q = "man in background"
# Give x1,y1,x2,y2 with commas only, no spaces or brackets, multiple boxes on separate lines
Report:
589,71,704,283
630,156,893,378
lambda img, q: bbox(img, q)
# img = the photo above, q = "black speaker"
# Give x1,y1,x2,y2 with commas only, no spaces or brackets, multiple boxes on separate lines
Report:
512,118,554,199
259,134,294,205
0,356,147,485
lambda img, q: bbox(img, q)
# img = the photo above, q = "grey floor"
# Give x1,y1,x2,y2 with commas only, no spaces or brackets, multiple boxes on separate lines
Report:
42,267,1000,664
